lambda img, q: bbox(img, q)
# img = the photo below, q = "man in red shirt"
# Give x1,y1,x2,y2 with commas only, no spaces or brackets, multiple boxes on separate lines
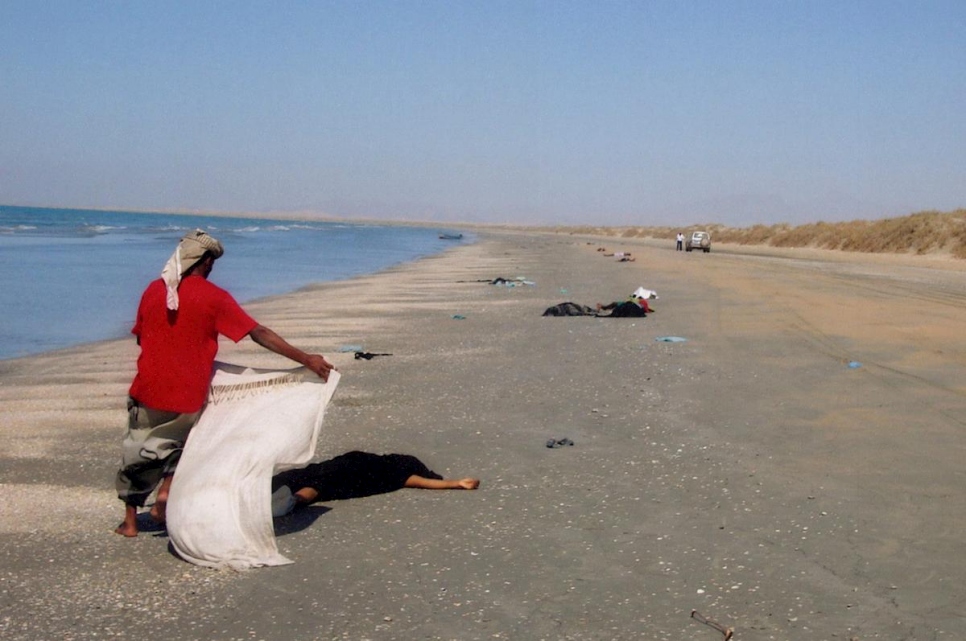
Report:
115,229,334,537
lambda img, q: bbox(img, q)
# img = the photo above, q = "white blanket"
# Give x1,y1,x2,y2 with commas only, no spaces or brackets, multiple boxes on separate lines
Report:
166,362,340,569
632,286,658,300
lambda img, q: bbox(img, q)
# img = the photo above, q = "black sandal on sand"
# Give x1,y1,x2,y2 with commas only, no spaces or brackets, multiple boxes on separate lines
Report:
546,438,574,448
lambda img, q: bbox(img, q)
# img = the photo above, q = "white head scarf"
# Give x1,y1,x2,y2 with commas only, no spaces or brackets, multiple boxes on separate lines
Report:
161,229,225,310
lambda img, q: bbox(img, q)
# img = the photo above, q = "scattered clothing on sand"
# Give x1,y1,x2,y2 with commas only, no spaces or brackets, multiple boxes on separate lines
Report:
655,336,687,342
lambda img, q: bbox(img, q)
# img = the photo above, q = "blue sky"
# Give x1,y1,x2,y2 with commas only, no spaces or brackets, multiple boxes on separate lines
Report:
2,1,964,226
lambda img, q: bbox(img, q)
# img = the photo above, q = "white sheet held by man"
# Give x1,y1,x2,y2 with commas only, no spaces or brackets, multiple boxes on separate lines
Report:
166,363,340,569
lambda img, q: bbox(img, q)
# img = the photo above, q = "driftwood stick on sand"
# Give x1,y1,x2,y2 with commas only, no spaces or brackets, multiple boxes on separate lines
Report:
691,610,734,640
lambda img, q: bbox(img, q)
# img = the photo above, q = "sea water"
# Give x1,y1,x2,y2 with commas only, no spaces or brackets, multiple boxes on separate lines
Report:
0,205,468,360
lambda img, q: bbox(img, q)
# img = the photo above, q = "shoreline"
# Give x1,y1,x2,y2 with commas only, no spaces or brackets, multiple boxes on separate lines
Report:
0,208,475,362
7,231,961,366
2,231,965,639
8,202,966,264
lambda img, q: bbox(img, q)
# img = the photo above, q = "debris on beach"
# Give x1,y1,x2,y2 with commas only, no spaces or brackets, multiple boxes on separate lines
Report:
655,336,688,343
338,344,364,352
690,610,734,640
458,276,534,286
847,360,862,368
489,276,534,287
452,314,467,320
354,351,392,360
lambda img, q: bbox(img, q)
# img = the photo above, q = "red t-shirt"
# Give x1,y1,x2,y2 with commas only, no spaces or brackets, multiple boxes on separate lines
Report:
128,276,258,413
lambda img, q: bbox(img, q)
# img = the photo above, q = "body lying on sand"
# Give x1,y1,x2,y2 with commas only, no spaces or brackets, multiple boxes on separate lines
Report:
271,450,480,516
543,295,653,317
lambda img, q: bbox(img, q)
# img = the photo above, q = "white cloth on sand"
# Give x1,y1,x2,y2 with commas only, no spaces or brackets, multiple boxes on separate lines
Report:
632,286,658,300
167,362,340,569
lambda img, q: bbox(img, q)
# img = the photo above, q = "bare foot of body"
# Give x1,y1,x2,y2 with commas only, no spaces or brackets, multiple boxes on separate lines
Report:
149,474,173,523
403,475,482,490
294,487,320,505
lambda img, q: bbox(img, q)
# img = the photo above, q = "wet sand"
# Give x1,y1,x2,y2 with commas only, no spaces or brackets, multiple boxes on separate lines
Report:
1,231,965,640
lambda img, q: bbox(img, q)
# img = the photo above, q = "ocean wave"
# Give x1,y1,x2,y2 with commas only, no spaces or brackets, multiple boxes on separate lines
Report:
78,224,126,234
0,224,39,234
146,224,192,233
0,206,453,360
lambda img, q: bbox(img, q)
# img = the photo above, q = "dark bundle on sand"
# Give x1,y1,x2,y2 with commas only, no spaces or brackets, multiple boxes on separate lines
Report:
601,301,647,317
542,302,597,317
542,301,647,317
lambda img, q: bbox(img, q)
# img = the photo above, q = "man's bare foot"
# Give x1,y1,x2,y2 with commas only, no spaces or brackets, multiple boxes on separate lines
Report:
150,474,173,523
149,499,166,524
457,478,480,490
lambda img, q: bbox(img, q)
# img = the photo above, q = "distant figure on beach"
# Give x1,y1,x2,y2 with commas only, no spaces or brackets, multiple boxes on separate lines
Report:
114,229,336,537
602,251,631,259
676,232,684,251
270,451,480,515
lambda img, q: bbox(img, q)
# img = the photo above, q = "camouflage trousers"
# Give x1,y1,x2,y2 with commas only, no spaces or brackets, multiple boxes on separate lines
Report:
115,397,202,507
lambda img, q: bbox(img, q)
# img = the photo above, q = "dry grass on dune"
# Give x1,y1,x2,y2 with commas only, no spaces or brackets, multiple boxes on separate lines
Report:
554,209,966,259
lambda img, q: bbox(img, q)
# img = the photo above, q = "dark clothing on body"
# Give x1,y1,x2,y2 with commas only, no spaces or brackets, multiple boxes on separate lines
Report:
271,451,442,502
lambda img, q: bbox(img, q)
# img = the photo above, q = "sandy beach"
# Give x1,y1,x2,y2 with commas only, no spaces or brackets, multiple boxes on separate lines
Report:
2,231,965,640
